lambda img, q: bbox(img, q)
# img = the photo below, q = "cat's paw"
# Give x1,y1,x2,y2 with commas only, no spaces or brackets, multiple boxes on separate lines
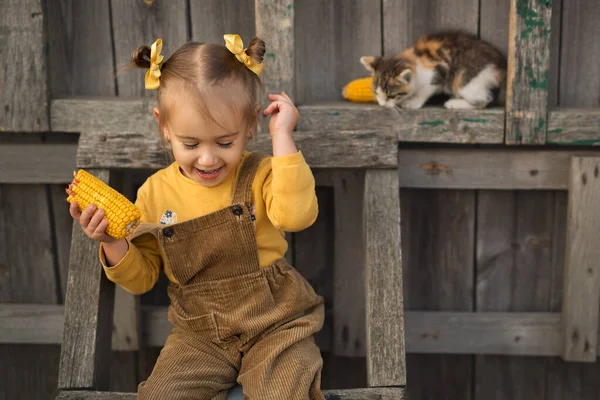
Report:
444,99,476,109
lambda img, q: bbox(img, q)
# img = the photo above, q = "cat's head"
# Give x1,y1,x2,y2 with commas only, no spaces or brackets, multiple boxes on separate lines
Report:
360,56,415,107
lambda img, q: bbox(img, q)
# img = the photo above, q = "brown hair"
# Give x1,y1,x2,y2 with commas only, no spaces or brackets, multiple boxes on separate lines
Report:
129,37,266,137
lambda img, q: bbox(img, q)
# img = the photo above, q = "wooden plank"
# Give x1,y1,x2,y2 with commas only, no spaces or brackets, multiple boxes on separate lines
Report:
255,0,294,132
190,0,254,44
56,387,406,400
0,143,76,183
330,171,366,357
364,169,406,387
405,311,561,355
547,109,600,145
111,0,187,97
298,104,505,144
0,344,60,399
0,304,63,344
558,0,600,107
0,0,49,132
111,286,141,351
46,1,115,97
397,148,600,190
383,0,478,56
476,190,558,399
295,0,381,104
294,187,334,352
75,130,397,169
401,187,475,400
505,0,553,144
562,157,600,362
58,169,115,390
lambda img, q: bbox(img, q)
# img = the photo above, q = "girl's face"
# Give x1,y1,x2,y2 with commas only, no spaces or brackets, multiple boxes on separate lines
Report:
155,89,254,188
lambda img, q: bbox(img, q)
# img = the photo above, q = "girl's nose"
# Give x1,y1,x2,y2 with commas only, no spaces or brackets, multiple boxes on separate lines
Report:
197,151,219,168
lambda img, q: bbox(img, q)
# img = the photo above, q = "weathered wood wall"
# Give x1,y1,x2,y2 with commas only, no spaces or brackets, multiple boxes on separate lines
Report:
2,0,600,399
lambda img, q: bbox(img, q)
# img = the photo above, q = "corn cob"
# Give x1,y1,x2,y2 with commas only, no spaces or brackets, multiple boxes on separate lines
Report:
66,169,141,239
342,76,377,103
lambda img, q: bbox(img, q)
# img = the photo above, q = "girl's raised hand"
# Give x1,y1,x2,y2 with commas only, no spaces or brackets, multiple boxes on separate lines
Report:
263,91,300,137
69,201,118,243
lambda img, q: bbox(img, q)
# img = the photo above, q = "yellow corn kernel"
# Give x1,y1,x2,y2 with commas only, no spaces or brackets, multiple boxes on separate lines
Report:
66,169,141,239
342,76,376,103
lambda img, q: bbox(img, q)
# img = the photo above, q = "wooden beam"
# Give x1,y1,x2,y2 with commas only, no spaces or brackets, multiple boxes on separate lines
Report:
505,0,553,144
547,109,600,145
76,130,398,170
562,156,600,362
58,169,115,391
255,0,294,133
0,304,63,344
397,148,600,190
364,169,406,387
51,99,600,145
0,0,49,132
0,143,76,183
56,387,406,400
405,311,561,356
3,304,598,358
298,103,505,143
111,286,141,351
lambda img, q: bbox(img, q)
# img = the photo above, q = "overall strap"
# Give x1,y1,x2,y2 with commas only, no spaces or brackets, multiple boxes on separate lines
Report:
231,152,266,205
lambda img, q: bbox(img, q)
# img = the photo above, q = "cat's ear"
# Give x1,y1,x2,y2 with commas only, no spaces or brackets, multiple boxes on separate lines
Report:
360,56,377,74
397,69,412,84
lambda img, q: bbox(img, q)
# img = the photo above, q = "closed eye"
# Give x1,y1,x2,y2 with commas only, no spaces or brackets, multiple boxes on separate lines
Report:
183,143,198,150
217,142,234,149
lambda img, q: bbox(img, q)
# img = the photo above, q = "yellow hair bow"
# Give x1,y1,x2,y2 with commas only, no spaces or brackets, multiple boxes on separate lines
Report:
224,34,264,76
145,38,164,90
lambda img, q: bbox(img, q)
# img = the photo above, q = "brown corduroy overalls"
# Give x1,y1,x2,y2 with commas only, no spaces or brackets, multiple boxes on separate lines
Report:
130,153,326,400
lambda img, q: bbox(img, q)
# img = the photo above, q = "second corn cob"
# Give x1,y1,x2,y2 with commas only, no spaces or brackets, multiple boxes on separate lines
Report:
66,169,142,239
342,76,377,103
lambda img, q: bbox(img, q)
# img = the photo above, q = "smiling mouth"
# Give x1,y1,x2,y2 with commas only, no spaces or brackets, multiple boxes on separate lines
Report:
195,167,222,180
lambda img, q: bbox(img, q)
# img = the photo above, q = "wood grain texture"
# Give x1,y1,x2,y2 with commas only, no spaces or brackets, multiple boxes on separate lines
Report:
255,0,294,132
0,143,76,183
298,104,505,144
111,0,187,97
479,0,561,106
505,0,553,144
0,0,49,132
75,130,398,169
562,157,600,362
397,148,600,190
547,109,600,145
476,190,558,400
558,0,600,107
294,186,334,352
383,0,478,55
405,311,561,355
111,286,140,351
58,169,116,390
56,387,406,400
0,304,63,344
295,0,381,104
46,0,115,97
0,344,60,399
330,171,366,357
364,169,406,387
401,187,475,400
190,0,254,44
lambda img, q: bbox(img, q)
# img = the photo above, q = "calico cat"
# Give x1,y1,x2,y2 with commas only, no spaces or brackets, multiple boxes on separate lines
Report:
360,31,507,109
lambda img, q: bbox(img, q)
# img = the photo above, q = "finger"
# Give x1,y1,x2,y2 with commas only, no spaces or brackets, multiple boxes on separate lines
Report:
69,201,82,220
263,102,281,115
85,209,104,237
267,93,292,104
281,91,294,103
92,219,109,239
79,204,97,228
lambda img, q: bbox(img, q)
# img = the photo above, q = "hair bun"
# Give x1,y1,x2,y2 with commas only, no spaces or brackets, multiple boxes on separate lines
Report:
132,45,152,69
246,37,266,64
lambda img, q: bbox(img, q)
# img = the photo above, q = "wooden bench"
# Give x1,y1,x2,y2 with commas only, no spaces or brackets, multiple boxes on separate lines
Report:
55,129,407,399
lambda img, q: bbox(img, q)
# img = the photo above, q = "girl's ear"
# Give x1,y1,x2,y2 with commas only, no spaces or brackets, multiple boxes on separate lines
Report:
154,107,170,143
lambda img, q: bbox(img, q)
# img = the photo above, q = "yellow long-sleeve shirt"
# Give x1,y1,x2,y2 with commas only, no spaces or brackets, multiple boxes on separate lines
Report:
100,151,318,295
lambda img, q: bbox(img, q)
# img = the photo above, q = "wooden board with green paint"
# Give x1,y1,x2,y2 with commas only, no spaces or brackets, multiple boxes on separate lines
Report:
505,0,553,144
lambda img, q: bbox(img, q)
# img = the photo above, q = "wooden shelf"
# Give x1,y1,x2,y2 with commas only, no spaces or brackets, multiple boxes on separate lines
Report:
50,98,600,146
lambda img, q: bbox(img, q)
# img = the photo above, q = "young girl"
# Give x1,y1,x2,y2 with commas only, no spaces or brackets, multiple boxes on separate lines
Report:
69,34,325,400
